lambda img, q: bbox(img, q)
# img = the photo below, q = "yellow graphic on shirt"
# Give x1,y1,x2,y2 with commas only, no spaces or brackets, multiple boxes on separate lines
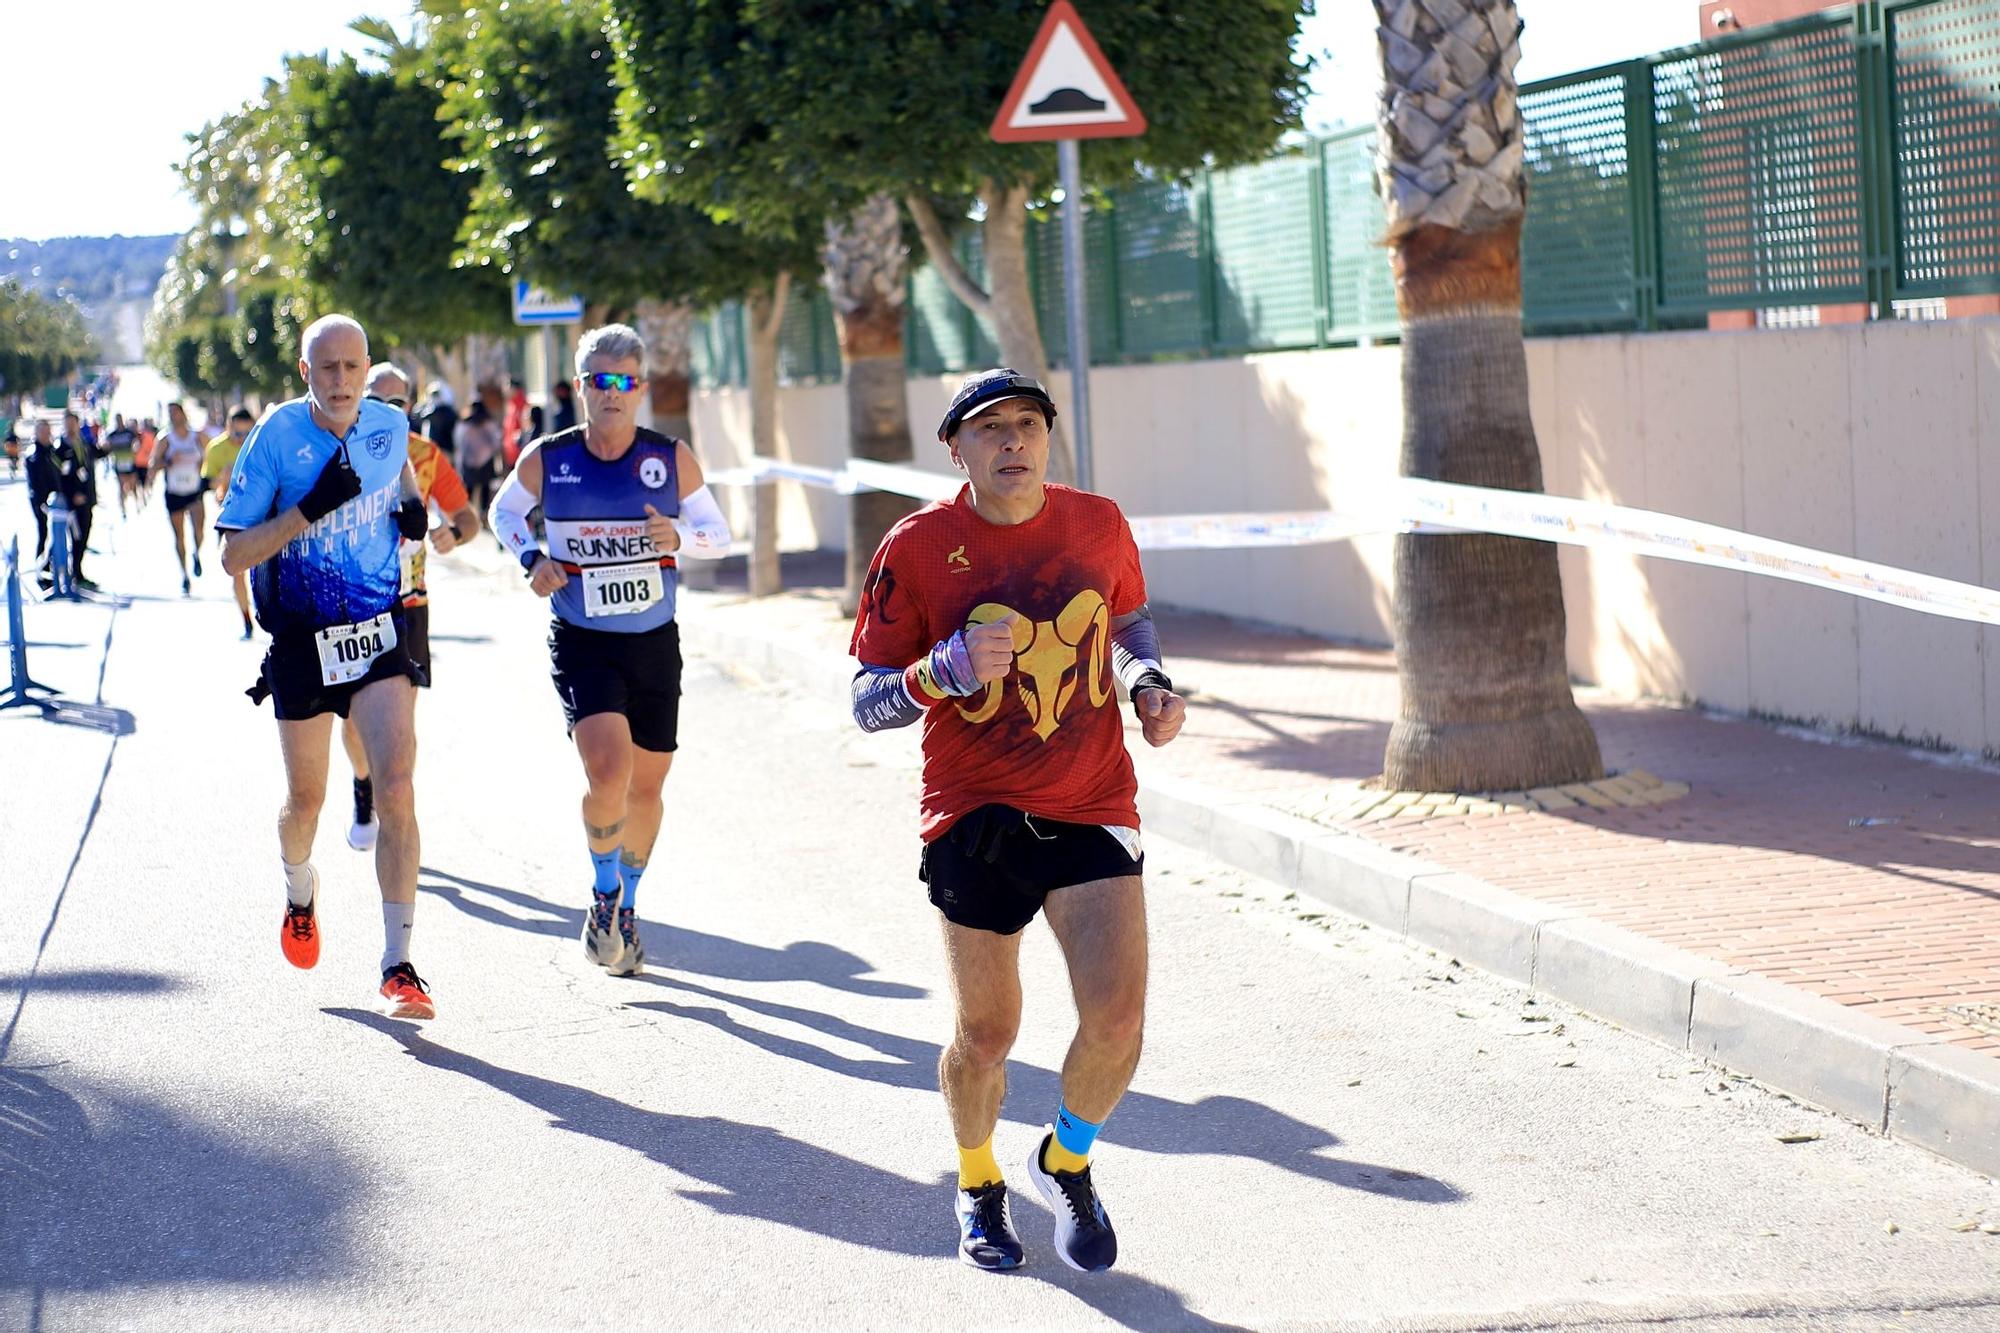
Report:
958,590,1111,740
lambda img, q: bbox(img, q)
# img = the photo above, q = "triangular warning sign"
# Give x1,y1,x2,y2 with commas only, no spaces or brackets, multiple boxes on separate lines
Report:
990,1,1147,144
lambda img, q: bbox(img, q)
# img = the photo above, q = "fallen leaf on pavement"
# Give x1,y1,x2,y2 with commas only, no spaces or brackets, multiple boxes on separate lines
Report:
1776,1132,1821,1144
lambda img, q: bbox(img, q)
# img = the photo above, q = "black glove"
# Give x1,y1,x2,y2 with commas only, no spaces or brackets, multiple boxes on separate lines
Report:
395,496,428,541
298,450,363,524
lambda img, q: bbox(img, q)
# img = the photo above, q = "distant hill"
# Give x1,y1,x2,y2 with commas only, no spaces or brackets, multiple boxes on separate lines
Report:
2,234,178,365
1,234,177,306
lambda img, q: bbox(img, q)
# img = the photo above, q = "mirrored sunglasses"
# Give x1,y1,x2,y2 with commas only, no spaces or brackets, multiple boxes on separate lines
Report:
585,372,642,393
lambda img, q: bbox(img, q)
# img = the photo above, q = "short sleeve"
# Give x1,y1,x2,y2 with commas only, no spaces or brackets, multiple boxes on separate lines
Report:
214,420,280,531
1107,502,1147,617
428,445,469,513
849,526,929,668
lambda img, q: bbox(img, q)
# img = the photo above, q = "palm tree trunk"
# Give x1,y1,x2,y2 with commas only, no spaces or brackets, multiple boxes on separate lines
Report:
825,193,917,614
905,185,1076,485
1375,0,1602,792
745,270,791,597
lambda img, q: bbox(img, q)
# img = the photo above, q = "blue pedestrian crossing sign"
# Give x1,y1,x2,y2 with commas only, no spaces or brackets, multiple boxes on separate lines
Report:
512,282,585,326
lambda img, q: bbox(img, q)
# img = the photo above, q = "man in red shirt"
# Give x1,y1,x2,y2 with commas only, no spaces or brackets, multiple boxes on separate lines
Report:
849,369,1187,1275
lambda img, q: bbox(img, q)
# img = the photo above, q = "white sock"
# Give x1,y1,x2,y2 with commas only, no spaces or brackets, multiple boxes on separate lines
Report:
283,860,315,908
381,900,414,974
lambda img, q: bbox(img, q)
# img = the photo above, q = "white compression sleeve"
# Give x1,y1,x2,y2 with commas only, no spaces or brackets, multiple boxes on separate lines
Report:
671,485,733,559
489,471,541,564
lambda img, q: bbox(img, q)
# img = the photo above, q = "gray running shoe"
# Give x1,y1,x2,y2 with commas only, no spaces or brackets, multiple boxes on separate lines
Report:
582,890,621,968
609,906,646,976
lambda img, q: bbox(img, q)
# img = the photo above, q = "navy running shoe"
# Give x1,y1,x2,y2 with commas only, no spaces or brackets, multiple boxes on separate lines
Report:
955,1182,1025,1272
1025,1131,1117,1272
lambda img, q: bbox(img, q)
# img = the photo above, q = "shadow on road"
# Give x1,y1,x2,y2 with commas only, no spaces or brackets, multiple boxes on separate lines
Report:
417,867,926,998
330,1010,1248,1331
629,976,1461,1204
0,1064,356,1296
0,971,178,996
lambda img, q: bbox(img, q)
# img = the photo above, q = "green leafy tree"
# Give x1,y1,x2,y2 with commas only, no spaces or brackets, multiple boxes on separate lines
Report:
261,48,513,350
422,0,812,439
0,279,97,398
609,0,1314,487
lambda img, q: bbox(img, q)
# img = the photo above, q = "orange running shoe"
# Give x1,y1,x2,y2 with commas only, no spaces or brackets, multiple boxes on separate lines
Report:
281,887,320,970
378,962,435,1020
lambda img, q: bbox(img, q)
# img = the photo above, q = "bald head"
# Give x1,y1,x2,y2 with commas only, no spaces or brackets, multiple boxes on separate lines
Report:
301,314,368,363
299,314,371,431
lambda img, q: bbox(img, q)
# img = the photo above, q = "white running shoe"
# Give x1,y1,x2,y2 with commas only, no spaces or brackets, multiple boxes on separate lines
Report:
608,907,646,976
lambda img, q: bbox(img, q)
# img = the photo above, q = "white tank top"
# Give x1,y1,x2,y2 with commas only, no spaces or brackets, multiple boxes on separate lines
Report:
162,430,204,495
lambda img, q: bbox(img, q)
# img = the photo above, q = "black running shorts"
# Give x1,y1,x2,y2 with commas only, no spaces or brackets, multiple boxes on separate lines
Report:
401,602,432,687
547,617,681,753
247,609,425,721
164,488,204,515
920,804,1144,936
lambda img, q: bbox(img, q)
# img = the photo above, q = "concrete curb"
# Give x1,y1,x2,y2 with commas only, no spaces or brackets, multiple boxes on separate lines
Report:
693,611,2000,1181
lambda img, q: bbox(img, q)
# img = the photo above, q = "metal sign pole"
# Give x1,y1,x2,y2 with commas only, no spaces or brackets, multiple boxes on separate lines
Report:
1059,138,1093,493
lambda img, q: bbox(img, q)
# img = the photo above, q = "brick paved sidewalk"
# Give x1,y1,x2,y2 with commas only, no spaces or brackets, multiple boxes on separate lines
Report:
1137,609,2000,1055
689,555,2000,1056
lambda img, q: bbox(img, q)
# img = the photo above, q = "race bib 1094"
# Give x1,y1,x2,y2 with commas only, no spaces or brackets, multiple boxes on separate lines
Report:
315,611,398,686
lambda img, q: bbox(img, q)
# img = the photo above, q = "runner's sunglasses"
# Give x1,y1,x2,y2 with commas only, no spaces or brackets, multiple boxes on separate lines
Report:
584,372,642,392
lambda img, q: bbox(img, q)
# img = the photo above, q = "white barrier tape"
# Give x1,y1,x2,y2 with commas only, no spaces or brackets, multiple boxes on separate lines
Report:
700,456,2000,626
1393,478,2000,628
841,457,961,503
1126,511,1394,550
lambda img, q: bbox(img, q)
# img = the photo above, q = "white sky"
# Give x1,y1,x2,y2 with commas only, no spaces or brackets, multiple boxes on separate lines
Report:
0,1,1698,243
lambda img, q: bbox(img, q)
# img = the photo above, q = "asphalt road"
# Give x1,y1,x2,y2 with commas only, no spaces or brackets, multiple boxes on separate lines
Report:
2,482,1997,1331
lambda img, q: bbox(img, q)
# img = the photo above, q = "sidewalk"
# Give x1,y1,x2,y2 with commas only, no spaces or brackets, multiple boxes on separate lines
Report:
681,551,2000,1179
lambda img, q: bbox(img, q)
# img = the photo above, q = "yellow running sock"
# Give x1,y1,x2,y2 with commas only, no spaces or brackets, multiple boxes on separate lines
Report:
957,1137,1002,1190
1042,1136,1090,1175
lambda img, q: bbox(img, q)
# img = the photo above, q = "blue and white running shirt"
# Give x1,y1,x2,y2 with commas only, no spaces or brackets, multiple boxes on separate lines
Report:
216,396,410,637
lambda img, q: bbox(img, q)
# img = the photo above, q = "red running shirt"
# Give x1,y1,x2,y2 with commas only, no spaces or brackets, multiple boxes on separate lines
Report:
851,484,1147,842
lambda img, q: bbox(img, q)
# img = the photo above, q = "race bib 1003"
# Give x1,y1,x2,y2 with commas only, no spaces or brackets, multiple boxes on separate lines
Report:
581,561,665,618
315,611,398,686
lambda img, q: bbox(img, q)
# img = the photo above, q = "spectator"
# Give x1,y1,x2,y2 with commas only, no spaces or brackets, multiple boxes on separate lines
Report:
418,380,459,462
549,378,577,434
503,378,530,470
455,398,504,518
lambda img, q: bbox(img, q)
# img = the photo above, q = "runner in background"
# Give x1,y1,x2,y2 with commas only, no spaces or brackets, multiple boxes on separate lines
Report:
205,406,257,637
341,363,480,852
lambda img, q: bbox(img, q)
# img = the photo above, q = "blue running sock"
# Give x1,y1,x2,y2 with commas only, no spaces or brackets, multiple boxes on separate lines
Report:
619,854,646,910
1046,1103,1105,1173
590,847,622,898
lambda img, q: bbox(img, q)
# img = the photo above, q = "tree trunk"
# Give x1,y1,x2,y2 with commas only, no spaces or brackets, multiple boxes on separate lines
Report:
906,185,1075,485
825,193,917,614
635,298,695,443
1375,0,1602,793
745,271,791,598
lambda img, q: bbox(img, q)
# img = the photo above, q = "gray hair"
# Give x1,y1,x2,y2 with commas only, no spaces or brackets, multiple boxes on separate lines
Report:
574,323,646,377
366,362,411,396
301,313,368,361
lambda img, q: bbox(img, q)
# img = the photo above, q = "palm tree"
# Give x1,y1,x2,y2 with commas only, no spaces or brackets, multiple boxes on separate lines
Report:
1373,0,1603,792
824,193,919,613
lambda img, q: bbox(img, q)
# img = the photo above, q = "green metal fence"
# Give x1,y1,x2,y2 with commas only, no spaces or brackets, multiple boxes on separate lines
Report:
693,0,2000,390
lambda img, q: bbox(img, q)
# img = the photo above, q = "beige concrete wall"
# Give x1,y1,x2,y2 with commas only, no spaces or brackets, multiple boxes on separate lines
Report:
690,317,2000,757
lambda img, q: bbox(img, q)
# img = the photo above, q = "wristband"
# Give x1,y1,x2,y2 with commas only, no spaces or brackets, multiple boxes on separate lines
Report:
520,549,544,577
905,630,979,702
1130,668,1174,698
